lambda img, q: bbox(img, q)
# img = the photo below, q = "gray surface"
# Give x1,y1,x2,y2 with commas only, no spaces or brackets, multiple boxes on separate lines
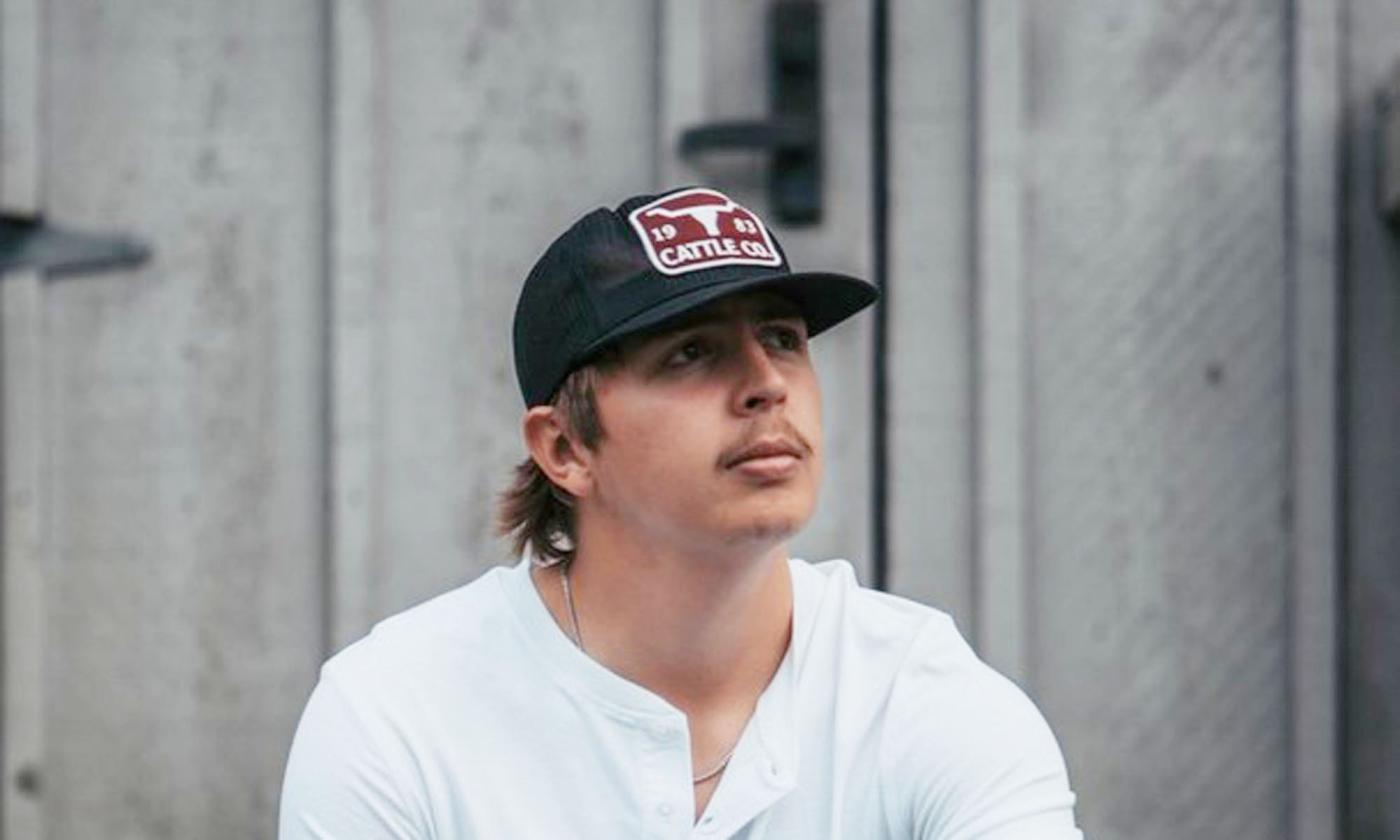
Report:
888,4,1344,835
0,0,39,209
1289,0,1342,835
1024,3,1290,838
660,0,876,582
327,0,657,648
972,0,1030,681
40,2,325,836
885,0,974,629
1,272,44,840
1345,2,1400,837
1381,63,1400,221
779,0,876,580
1,0,1390,836
1,1,45,836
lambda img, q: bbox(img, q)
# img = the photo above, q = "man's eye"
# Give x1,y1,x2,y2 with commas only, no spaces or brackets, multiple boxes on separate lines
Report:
664,339,709,367
761,325,805,352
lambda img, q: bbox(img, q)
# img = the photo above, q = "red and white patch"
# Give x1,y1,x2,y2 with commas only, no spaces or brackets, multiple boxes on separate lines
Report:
628,188,783,276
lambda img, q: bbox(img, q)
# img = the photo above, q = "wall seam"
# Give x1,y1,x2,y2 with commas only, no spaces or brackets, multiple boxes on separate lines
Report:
317,0,337,663
966,0,983,654
870,0,890,592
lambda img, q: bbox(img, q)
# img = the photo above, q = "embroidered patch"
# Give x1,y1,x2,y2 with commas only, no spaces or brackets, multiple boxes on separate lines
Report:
627,188,784,276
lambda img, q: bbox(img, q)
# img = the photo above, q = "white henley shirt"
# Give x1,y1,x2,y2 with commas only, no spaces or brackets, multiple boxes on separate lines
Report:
279,557,1082,839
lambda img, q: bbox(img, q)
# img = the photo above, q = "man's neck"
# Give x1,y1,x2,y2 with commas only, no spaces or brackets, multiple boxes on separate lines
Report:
530,525,793,716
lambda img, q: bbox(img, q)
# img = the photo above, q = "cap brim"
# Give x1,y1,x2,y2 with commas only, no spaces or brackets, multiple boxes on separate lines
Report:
578,271,880,361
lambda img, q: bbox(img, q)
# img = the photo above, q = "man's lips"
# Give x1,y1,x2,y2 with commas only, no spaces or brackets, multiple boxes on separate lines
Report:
723,438,805,469
730,453,801,481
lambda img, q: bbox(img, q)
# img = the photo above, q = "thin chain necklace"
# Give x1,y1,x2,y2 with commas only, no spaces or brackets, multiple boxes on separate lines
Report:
560,560,738,785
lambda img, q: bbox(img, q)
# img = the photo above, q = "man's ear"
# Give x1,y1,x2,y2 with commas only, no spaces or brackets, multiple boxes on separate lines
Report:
521,406,593,499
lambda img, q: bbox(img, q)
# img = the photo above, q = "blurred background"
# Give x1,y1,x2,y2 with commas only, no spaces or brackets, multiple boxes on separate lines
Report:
1,0,1397,837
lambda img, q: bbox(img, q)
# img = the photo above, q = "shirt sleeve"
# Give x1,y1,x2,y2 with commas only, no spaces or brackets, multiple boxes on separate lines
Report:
278,671,432,840
879,619,1083,840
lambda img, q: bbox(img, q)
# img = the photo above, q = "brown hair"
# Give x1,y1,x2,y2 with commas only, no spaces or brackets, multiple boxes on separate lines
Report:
495,352,618,563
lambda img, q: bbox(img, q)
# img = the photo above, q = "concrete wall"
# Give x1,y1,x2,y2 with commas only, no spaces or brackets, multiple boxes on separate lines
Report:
2,0,1396,837
1343,0,1400,835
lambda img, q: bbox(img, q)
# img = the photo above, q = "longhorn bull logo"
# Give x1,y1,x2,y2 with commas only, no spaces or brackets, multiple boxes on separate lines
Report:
628,188,782,275
642,199,742,238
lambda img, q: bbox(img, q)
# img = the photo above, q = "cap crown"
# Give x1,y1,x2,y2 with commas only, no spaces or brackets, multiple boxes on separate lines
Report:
513,188,794,406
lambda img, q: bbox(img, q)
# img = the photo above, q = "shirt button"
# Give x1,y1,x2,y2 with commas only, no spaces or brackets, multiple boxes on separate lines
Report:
656,802,674,818
699,813,718,833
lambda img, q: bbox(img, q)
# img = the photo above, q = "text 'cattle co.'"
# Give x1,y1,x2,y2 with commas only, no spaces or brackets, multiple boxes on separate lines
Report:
628,188,784,276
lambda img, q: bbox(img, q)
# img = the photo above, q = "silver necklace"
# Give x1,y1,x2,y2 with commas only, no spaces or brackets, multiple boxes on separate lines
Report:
559,561,738,786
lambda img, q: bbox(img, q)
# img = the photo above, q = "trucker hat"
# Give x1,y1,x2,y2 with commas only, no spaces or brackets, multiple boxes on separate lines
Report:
512,186,879,407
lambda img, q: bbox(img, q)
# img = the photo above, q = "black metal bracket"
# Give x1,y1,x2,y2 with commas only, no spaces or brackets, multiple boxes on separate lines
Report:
1381,62,1400,230
0,213,151,277
679,1,823,225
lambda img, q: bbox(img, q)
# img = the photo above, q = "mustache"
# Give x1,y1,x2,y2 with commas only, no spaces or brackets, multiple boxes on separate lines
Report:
716,419,815,469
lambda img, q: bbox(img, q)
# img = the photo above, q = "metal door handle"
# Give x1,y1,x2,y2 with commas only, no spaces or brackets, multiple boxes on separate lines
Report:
680,117,815,154
0,213,150,277
678,1,823,225
1380,61,1400,228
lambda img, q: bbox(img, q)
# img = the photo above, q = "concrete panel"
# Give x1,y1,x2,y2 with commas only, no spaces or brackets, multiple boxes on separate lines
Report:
1023,3,1290,838
2,2,46,837
1,272,45,840
1289,0,1342,836
781,0,875,580
658,0,876,580
328,0,658,647
973,0,1029,681
1343,2,1400,837
885,0,975,632
0,0,39,210
41,1,325,836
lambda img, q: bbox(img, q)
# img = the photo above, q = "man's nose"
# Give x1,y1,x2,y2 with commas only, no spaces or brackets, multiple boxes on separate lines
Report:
732,333,788,414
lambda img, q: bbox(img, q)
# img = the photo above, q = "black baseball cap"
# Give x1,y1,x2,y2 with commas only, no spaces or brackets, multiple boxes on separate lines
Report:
512,186,879,407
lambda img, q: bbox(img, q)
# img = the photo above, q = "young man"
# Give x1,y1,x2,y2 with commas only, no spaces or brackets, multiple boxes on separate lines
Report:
279,187,1082,838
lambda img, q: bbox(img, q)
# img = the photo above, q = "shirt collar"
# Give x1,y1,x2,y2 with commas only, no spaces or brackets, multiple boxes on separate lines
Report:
499,555,680,721
497,555,810,832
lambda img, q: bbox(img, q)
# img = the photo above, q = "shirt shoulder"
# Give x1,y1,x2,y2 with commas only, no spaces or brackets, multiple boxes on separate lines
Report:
280,566,525,839
322,564,514,692
279,671,433,839
876,619,1082,839
790,558,969,690
792,557,953,644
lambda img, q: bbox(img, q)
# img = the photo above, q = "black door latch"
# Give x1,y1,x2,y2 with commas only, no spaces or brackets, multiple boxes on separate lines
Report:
1,213,150,277
679,1,823,225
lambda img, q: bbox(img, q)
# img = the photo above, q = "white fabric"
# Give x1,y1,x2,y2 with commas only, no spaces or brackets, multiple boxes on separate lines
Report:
279,558,1082,839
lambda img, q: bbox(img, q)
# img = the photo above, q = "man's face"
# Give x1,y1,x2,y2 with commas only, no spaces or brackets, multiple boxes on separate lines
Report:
581,291,823,555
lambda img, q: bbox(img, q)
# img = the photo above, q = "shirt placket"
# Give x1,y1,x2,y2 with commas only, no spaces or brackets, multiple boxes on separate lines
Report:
690,642,800,839
634,713,694,839
688,724,796,837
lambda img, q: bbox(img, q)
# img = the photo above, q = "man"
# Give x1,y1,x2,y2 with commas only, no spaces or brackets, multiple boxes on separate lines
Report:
279,187,1082,838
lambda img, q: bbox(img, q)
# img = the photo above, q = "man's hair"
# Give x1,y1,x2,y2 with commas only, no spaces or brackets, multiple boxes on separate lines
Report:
495,351,618,563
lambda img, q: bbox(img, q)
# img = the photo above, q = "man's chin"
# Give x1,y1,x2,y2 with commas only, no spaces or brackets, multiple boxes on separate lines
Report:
719,513,808,548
